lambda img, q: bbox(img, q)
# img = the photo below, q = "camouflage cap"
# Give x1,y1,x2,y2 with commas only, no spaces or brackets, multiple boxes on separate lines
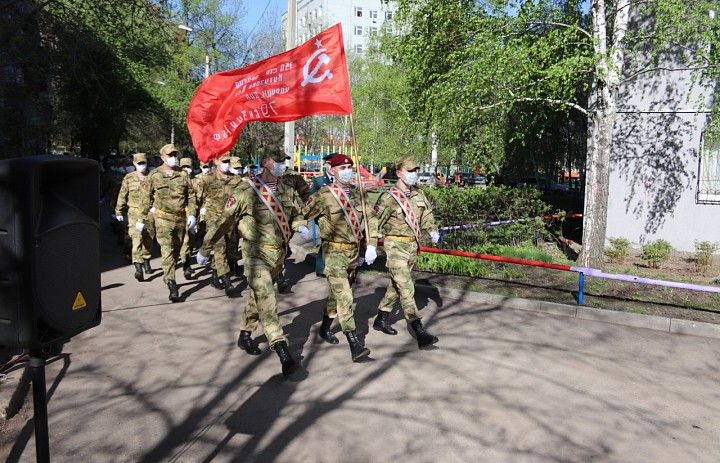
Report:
179,157,193,168
217,153,231,162
132,153,147,163
159,143,179,157
396,156,419,171
200,161,210,168
260,145,290,163
230,156,242,168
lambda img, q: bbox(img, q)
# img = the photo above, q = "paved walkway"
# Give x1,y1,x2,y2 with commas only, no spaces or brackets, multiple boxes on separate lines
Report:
3,234,720,462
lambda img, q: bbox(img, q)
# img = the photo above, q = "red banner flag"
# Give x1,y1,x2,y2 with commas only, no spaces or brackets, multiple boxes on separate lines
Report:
187,23,352,162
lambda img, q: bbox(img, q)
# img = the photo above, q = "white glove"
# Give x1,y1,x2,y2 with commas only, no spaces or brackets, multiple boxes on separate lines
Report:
115,215,124,222
430,230,440,244
199,207,207,216
186,215,196,230
135,221,144,231
364,245,377,266
196,252,210,265
298,225,311,241
150,206,156,214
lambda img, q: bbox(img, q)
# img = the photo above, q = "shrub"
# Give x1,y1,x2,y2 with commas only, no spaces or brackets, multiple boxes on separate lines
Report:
606,237,631,263
640,239,673,268
690,241,719,273
423,185,553,249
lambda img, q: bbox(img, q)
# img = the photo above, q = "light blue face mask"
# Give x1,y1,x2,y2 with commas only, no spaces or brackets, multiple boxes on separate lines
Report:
338,169,354,184
404,172,418,186
270,162,287,177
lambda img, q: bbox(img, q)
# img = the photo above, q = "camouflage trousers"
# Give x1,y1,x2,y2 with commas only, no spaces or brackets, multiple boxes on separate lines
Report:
127,209,154,264
241,241,287,347
179,226,194,265
207,213,231,276
323,243,360,332
154,214,186,283
378,239,421,321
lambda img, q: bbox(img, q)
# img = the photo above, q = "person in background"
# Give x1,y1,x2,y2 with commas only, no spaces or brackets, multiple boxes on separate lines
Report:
115,153,155,281
138,144,197,302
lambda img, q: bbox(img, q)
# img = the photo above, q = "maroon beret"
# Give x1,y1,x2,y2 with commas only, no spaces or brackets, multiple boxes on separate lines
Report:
327,154,354,167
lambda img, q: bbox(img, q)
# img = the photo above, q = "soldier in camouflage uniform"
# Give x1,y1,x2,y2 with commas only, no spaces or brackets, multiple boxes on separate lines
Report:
197,148,310,376
195,154,236,295
115,153,155,281
179,157,198,279
275,166,311,293
373,156,440,348
225,156,244,276
138,144,197,302
303,153,379,362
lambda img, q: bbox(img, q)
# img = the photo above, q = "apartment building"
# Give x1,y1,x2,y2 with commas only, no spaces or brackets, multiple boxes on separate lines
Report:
281,0,396,54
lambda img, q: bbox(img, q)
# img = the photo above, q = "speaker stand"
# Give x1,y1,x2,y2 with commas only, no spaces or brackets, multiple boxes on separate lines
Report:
29,352,50,463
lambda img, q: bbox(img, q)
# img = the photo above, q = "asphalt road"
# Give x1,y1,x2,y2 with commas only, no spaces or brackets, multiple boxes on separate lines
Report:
3,231,720,462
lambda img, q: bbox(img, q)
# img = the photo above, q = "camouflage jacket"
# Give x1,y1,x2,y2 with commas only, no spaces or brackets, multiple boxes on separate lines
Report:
303,184,379,247
196,171,233,217
375,188,437,237
201,177,306,254
375,187,437,238
115,171,151,216
281,172,310,203
142,167,197,219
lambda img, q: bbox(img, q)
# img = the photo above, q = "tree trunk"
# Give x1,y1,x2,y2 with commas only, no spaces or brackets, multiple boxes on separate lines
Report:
577,0,631,269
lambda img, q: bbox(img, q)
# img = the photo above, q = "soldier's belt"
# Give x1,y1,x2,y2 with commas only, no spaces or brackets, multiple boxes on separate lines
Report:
155,208,185,218
247,241,284,249
127,205,141,211
385,235,415,242
325,241,357,250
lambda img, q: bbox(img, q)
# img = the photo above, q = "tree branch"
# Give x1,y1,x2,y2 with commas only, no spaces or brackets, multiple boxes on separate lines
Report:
621,64,720,84
527,21,593,40
476,98,589,116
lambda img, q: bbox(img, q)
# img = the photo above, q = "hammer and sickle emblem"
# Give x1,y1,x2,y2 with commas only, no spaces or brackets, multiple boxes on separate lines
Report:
301,47,333,87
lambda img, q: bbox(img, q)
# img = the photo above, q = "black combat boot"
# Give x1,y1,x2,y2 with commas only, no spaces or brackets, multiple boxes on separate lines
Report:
344,331,370,362
211,269,224,289
273,341,299,376
222,274,235,296
410,319,438,349
318,315,339,344
167,280,180,303
183,260,193,279
133,263,144,282
373,311,397,335
143,259,152,274
237,330,262,355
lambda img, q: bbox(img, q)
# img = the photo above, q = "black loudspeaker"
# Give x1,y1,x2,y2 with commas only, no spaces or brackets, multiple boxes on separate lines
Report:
0,155,101,349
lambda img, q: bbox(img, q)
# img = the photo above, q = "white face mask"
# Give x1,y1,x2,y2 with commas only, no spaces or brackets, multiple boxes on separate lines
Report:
270,162,287,177
184,167,193,175
230,167,240,175
135,163,147,173
404,172,418,186
219,162,230,173
166,156,178,167
337,168,354,184
201,167,211,174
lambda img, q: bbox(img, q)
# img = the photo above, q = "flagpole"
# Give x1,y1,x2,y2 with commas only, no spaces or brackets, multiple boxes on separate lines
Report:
349,114,371,243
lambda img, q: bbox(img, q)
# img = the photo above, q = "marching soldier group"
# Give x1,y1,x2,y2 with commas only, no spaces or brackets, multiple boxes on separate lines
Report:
114,144,441,377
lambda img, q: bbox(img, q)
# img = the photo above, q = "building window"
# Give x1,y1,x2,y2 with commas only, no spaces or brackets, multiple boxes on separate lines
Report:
355,7,363,18
354,44,364,53
369,10,378,19
369,26,378,35
697,133,720,204
385,10,394,20
354,25,363,35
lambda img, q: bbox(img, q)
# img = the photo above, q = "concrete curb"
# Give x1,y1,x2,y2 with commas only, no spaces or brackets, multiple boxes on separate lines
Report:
294,243,720,340
353,273,720,341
